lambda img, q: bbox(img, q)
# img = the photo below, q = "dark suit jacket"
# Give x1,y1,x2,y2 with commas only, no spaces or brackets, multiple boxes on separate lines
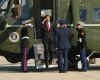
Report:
41,21,54,41
56,27,72,49
77,28,87,49
21,27,29,48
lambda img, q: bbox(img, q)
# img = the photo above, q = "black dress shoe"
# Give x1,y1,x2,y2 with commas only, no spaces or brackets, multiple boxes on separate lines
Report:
80,69,87,72
64,70,68,73
24,71,28,72
59,71,64,73
21,70,28,72
35,69,40,72
82,70,87,72
59,70,67,73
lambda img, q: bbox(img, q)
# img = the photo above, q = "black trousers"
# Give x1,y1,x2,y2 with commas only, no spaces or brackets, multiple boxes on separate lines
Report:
42,38,53,68
21,47,29,72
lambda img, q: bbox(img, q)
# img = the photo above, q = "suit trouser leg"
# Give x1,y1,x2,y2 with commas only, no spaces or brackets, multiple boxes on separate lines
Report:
44,50,49,69
21,47,29,72
48,39,53,64
43,40,49,69
58,50,64,71
48,41,53,64
63,49,69,71
80,48,87,70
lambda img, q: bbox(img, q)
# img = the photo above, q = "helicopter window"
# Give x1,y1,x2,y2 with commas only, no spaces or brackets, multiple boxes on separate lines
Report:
80,9,87,22
21,0,32,20
94,8,100,21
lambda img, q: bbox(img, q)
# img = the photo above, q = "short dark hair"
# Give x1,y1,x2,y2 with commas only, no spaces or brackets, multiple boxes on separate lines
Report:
76,24,80,26
45,15,51,18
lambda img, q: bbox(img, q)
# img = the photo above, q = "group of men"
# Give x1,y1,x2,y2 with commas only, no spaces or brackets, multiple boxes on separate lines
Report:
40,15,71,73
20,14,88,73
11,0,87,73
40,15,88,73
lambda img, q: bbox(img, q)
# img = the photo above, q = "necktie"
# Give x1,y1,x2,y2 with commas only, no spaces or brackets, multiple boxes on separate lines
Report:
46,22,50,32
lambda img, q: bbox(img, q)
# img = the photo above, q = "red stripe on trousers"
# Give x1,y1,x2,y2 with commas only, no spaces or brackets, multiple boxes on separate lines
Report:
24,48,26,71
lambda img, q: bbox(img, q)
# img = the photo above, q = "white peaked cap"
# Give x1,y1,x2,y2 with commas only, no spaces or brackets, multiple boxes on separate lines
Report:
78,21,85,25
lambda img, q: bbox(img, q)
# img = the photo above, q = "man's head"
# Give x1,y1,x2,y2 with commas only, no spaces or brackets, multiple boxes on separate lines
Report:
77,24,83,30
59,20,67,27
45,15,51,21
77,21,85,29
42,15,51,24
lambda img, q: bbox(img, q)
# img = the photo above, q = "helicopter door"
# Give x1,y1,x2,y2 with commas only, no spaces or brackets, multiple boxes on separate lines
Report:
40,0,56,23
33,0,57,39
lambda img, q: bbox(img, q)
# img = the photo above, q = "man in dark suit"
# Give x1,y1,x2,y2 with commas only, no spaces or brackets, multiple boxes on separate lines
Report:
41,15,54,69
56,20,72,73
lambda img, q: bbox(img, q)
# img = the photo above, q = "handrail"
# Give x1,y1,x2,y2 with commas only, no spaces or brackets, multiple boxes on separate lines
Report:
67,24,100,27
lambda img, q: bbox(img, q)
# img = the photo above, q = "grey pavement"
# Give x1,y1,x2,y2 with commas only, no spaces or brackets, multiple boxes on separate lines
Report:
0,56,100,80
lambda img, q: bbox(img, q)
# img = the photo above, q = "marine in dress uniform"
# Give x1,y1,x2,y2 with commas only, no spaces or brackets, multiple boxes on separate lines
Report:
76,23,87,71
20,0,33,72
21,25,29,72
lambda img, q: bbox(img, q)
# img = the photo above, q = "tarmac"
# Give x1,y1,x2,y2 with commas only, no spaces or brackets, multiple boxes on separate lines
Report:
0,56,100,80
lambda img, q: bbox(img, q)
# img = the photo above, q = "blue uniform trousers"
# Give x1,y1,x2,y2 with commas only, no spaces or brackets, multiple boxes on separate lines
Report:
58,48,69,71
21,48,29,72
80,48,87,71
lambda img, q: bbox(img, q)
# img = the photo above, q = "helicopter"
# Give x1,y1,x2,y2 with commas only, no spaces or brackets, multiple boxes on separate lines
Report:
0,0,34,63
0,0,100,69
